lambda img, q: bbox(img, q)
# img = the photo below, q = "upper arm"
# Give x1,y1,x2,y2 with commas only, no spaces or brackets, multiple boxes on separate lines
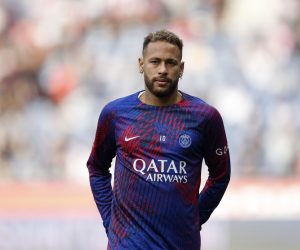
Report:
87,104,117,177
203,108,230,181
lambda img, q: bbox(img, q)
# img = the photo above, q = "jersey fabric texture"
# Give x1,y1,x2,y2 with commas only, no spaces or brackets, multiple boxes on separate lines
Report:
87,91,231,250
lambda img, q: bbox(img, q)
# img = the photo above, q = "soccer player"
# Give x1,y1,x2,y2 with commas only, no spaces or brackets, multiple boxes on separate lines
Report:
87,29,231,250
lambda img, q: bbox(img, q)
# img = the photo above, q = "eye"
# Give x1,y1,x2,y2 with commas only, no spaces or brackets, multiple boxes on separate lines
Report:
150,60,159,64
167,60,178,65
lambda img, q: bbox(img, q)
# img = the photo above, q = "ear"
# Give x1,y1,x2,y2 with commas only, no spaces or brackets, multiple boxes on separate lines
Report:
138,57,144,73
180,61,184,76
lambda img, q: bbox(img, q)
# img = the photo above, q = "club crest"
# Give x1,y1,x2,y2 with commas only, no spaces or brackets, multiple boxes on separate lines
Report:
179,134,192,148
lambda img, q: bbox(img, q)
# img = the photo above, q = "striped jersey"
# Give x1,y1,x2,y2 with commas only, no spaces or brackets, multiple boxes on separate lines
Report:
87,91,230,250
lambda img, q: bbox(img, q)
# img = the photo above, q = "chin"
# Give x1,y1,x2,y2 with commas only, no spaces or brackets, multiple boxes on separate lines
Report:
151,88,174,98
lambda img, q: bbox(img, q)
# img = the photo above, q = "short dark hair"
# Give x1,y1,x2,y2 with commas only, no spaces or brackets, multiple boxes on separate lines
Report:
143,29,183,58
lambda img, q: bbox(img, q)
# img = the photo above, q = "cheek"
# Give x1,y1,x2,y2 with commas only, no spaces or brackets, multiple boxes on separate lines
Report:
144,66,156,74
144,68,156,80
143,72,153,84
170,67,181,76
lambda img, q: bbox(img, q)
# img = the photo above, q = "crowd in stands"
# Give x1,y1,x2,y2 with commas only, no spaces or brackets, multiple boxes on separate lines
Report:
0,0,299,182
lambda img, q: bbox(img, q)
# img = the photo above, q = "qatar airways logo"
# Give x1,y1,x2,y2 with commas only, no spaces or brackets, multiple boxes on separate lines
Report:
132,159,188,183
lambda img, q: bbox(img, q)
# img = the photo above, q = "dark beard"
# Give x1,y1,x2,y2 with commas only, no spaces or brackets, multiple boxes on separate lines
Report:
144,74,179,98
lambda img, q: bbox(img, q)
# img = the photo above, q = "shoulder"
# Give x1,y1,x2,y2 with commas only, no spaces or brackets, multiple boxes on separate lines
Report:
180,91,221,120
100,92,140,115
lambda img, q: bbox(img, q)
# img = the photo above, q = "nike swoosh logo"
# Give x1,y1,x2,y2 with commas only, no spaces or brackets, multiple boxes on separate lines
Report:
125,136,140,142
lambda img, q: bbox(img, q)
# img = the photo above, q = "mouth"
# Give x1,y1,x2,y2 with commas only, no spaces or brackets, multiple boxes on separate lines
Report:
154,78,171,85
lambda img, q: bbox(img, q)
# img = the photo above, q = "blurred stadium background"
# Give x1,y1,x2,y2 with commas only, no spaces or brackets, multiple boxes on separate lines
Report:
0,0,300,249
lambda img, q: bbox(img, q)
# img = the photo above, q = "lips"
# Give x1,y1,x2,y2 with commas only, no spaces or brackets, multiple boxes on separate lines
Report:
154,78,171,84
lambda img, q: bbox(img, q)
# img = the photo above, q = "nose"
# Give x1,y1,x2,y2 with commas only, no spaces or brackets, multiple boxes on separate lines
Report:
158,62,167,75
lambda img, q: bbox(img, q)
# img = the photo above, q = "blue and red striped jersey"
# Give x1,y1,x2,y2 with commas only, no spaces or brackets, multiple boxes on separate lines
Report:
87,91,230,250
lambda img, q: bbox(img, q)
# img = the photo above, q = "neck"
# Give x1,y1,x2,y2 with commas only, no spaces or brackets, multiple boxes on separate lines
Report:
139,89,182,106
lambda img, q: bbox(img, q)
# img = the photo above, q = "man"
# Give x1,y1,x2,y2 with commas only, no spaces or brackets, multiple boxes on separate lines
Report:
87,29,230,250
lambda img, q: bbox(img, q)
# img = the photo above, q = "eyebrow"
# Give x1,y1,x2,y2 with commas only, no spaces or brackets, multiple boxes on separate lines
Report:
148,57,179,62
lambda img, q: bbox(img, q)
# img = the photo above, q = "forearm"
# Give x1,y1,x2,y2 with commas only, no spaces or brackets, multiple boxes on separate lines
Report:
90,174,113,233
198,168,230,225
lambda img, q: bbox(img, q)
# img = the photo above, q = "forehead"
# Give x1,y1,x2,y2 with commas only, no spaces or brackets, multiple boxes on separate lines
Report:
143,41,181,60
